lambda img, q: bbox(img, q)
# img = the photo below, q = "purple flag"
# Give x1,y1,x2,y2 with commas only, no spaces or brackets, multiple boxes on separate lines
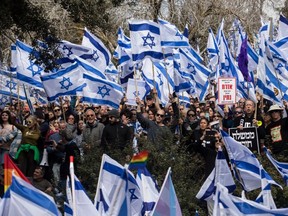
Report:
238,37,251,82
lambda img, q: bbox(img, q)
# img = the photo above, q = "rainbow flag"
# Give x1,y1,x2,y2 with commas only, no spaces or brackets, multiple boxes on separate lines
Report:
4,154,30,192
128,150,149,170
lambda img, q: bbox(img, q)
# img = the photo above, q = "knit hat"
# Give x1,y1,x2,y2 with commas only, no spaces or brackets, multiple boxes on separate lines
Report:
107,109,120,118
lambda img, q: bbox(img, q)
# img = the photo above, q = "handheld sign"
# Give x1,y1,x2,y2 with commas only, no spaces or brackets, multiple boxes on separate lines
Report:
218,78,236,105
228,127,260,154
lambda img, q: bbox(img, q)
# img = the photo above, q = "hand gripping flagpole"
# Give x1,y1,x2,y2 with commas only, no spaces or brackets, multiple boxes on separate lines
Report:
70,156,77,216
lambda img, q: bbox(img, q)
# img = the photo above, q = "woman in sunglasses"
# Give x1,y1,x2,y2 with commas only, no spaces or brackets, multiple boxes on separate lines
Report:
0,111,18,168
14,115,41,177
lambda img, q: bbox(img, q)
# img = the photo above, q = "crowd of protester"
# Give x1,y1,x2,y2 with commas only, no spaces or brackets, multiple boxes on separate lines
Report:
0,91,287,212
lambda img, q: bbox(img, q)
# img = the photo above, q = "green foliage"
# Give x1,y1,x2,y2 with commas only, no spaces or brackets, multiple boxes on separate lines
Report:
76,137,288,215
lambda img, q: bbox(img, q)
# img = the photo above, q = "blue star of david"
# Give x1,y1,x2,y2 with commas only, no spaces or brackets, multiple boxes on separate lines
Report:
62,45,73,57
59,77,73,90
0,96,9,105
97,85,111,98
133,91,140,97
27,60,43,76
175,30,183,40
5,80,17,90
276,63,284,74
142,32,156,49
129,188,138,201
157,73,163,85
91,50,99,62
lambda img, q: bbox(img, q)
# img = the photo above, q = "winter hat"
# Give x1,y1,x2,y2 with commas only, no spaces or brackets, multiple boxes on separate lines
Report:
107,109,120,118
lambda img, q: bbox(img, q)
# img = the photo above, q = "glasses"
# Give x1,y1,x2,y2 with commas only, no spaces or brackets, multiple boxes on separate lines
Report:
27,121,33,124
188,114,195,117
54,109,60,112
94,107,100,109
63,107,68,109
234,111,243,114
213,115,220,118
86,114,94,117
156,114,164,118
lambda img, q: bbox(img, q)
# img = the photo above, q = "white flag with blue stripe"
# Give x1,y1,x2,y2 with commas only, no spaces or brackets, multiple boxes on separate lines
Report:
136,167,159,215
278,14,288,40
82,27,111,72
178,48,210,100
274,36,288,61
213,183,288,216
196,147,235,201
126,78,150,106
255,165,276,209
129,20,163,62
264,146,288,186
94,154,142,216
15,40,44,89
0,70,26,101
221,130,280,192
40,62,86,102
66,175,98,216
82,73,123,108
207,28,220,80
0,174,60,216
141,58,174,105
158,18,189,48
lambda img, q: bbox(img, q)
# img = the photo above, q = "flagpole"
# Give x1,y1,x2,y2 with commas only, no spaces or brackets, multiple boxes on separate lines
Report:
69,156,77,216
94,154,106,207
152,61,156,88
162,48,171,95
134,66,138,99
59,96,66,123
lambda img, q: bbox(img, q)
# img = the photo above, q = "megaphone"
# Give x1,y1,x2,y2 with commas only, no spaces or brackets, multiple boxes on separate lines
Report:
40,148,49,166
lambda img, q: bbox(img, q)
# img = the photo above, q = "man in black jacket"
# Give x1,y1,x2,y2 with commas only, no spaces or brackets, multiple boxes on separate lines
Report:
101,109,133,151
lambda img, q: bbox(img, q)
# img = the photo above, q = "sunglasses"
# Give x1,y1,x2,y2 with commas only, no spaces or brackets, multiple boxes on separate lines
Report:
213,115,220,118
63,107,68,109
86,114,94,117
156,114,164,118
234,111,243,114
54,109,60,112
27,121,33,124
188,114,195,117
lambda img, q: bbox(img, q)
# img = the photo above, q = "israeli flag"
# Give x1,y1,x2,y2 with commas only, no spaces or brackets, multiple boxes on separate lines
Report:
221,130,280,192
82,27,111,72
126,78,149,106
196,147,235,201
0,174,60,216
129,20,163,62
15,40,44,89
82,73,123,108
0,70,26,101
94,154,142,216
178,48,210,101
255,165,277,209
278,14,288,40
207,28,220,80
158,18,189,47
40,62,86,102
213,183,288,216
141,58,174,105
264,146,288,186
66,175,98,216
136,167,159,215
75,55,107,79
274,36,288,61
